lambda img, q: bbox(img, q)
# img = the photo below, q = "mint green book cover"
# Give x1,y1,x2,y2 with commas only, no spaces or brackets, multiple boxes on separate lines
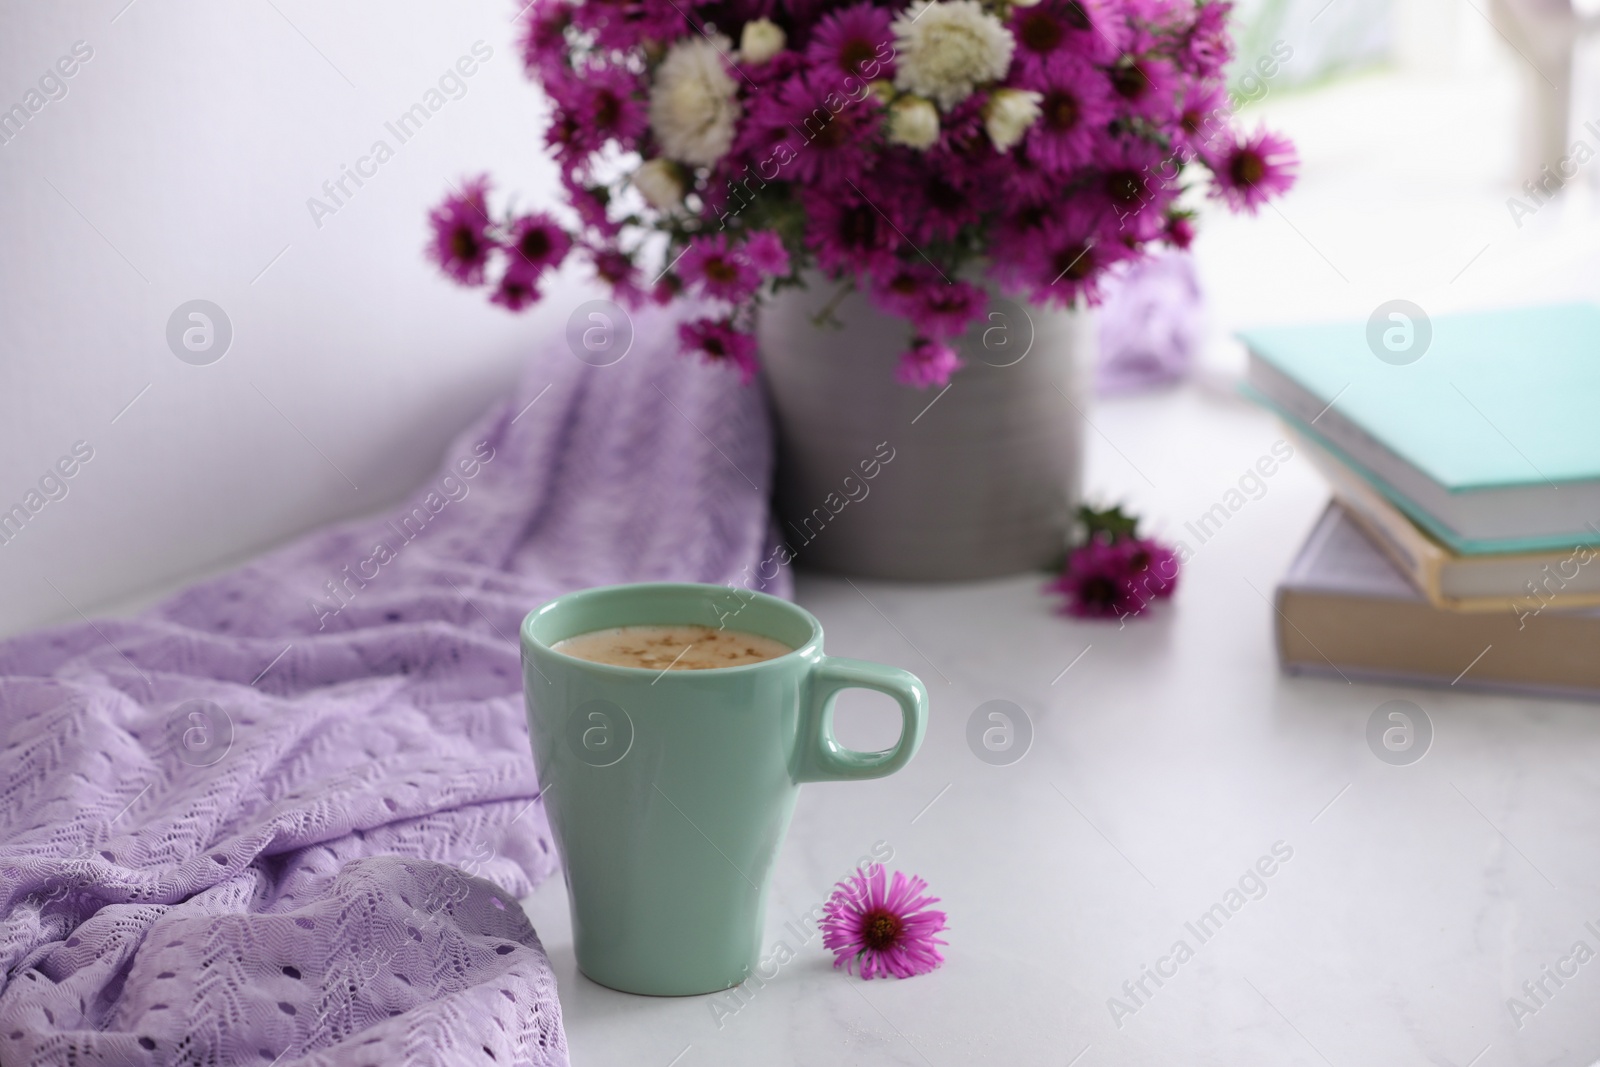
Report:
1238,303,1600,490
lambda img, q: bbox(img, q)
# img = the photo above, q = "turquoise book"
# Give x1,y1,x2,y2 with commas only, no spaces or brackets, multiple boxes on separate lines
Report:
1240,303,1600,550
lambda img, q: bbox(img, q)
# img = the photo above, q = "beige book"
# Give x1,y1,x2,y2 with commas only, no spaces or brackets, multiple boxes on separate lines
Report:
1285,425,1600,614
1276,504,1600,701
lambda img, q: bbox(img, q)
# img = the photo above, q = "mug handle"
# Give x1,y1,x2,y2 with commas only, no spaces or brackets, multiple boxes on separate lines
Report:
793,656,928,783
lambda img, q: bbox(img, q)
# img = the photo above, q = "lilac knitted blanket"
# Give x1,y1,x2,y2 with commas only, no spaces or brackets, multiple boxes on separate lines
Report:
0,306,786,1067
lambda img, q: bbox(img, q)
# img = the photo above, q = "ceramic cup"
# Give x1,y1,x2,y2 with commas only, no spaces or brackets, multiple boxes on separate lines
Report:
520,581,928,996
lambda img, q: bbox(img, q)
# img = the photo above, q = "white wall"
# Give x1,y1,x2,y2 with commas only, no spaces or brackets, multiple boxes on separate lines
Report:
0,0,588,636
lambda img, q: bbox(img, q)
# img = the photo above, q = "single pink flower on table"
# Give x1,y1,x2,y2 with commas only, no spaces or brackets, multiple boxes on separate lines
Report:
678,233,763,302
895,337,962,388
1125,537,1180,600
1047,540,1145,618
427,175,495,286
679,316,760,384
1207,127,1298,213
821,866,947,980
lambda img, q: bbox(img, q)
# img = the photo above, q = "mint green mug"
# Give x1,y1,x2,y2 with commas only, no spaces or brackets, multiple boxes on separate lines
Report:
520,582,928,996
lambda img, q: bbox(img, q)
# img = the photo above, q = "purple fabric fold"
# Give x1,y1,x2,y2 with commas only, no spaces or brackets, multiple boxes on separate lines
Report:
0,303,787,1067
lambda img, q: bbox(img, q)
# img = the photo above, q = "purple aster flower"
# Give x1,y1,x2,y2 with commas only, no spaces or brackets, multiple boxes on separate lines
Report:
520,0,573,79
806,3,896,79
544,63,648,159
1009,0,1118,74
801,188,901,280
895,336,962,388
561,170,619,236
426,175,495,286
869,263,942,321
490,268,542,311
1164,211,1195,249
591,246,647,306
678,233,763,302
679,316,760,383
752,71,882,188
1106,55,1179,125
1124,536,1180,601
1021,52,1115,174
505,212,574,279
743,230,792,277
1047,540,1145,618
821,866,947,980
1176,82,1231,157
1179,0,1235,76
1207,127,1297,212
917,280,987,340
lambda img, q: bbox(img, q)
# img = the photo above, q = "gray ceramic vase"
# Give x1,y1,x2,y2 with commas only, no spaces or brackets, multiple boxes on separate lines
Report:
757,277,1091,581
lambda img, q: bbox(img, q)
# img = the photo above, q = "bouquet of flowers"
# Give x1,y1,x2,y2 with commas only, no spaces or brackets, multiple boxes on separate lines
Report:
427,0,1295,387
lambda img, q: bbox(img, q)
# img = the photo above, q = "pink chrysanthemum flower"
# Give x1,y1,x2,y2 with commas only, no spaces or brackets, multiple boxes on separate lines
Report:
506,212,574,277
591,246,647,306
520,0,573,78
679,316,760,383
1176,83,1231,157
1021,52,1114,174
806,3,895,78
1106,55,1179,124
751,71,882,188
1164,211,1195,249
491,269,541,311
743,230,792,277
821,866,947,980
1177,0,1233,75
1009,0,1118,73
561,170,619,236
545,64,648,159
1047,536,1180,617
679,233,763,302
801,189,901,280
1125,536,1180,601
895,336,962,388
869,263,942,321
917,280,987,340
1207,127,1298,212
427,175,495,286
1047,540,1145,618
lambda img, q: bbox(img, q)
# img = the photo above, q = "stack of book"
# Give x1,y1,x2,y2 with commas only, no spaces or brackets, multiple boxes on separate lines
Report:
1240,303,1600,700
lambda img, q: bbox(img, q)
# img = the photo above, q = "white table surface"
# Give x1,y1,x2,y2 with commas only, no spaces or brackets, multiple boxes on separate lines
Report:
520,384,1600,1067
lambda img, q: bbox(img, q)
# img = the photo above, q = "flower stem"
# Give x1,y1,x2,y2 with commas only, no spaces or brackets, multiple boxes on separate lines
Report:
809,279,855,329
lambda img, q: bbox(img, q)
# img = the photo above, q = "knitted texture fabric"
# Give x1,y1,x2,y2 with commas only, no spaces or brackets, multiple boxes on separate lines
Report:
0,306,787,1067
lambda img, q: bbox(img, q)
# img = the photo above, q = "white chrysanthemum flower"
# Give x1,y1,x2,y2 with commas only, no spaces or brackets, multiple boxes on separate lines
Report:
633,158,685,211
983,87,1041,151
649,36,741,167
888,96,940,149
739,18,786,64
892,0,1016,110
